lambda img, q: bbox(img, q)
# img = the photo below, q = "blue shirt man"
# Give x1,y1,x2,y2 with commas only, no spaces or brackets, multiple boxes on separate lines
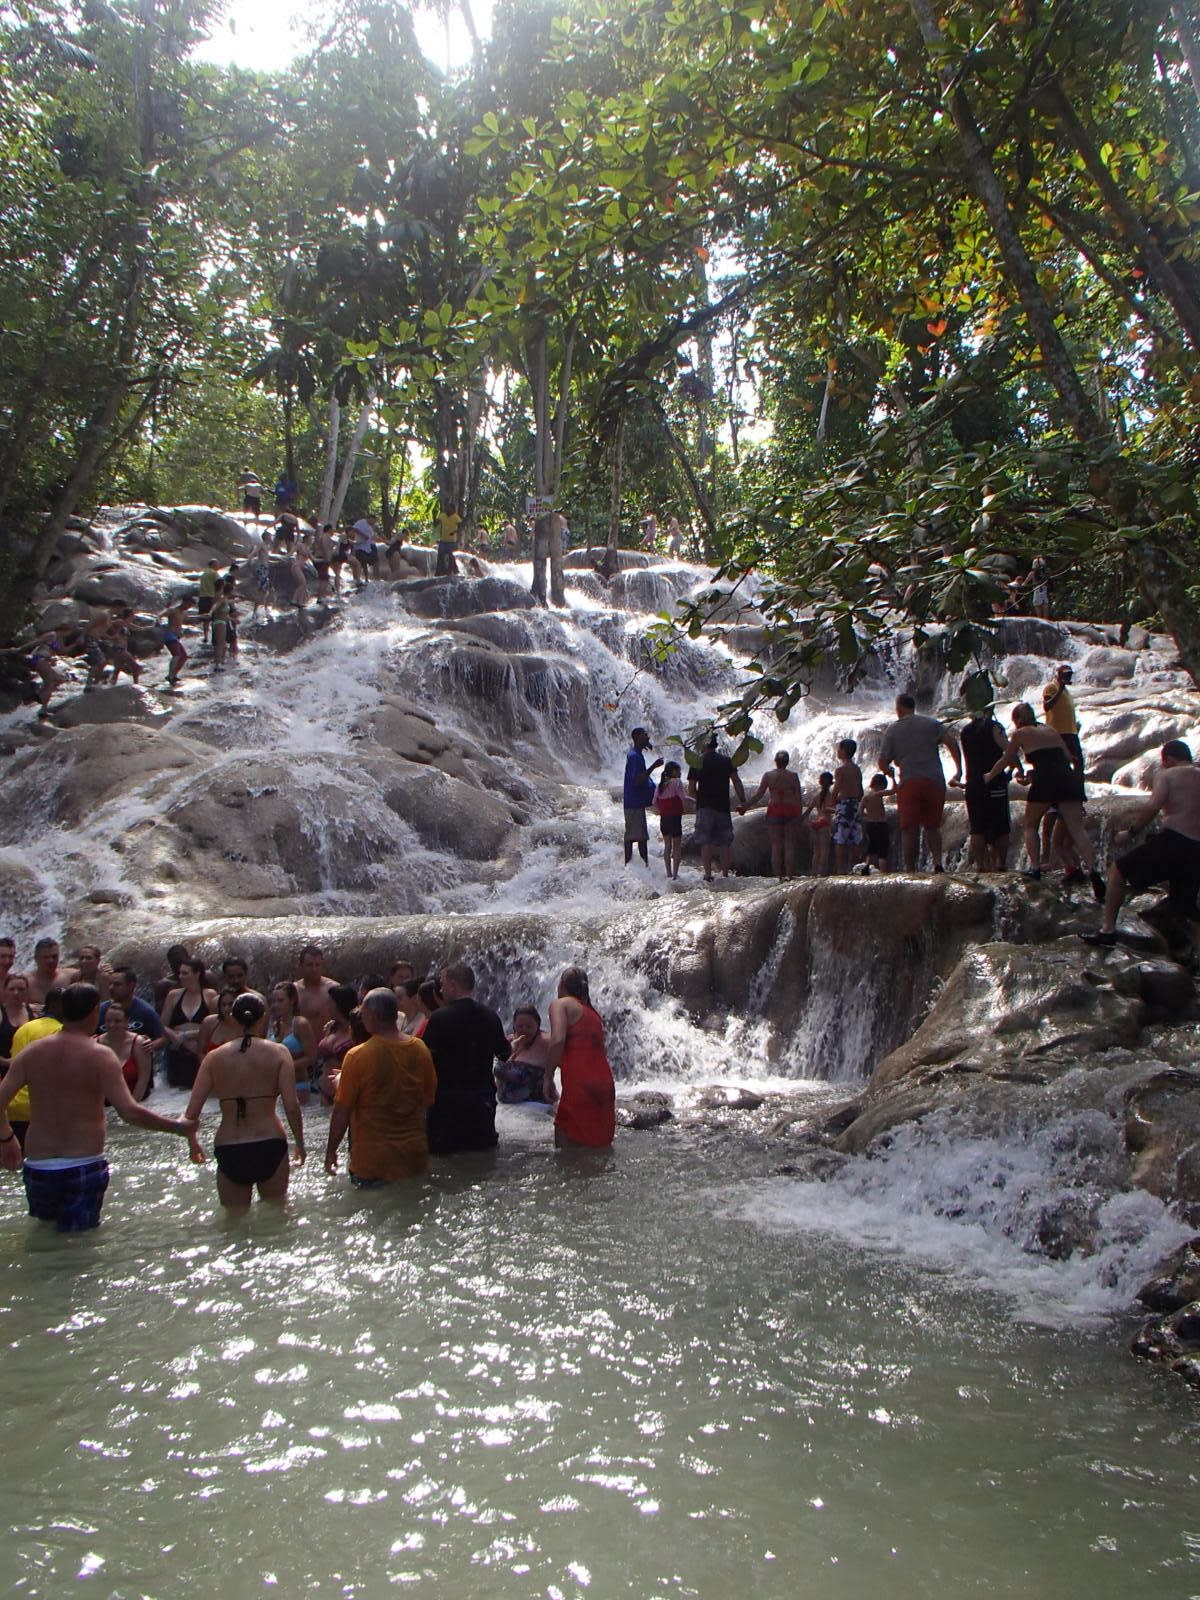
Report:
99,968,164,1040
623,727,662,865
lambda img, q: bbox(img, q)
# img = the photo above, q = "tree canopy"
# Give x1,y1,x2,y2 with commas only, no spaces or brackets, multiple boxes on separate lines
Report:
2,0,1199,725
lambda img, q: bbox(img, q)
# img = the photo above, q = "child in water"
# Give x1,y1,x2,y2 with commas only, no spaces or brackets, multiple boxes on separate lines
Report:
860,772,892,873
653,760,694,880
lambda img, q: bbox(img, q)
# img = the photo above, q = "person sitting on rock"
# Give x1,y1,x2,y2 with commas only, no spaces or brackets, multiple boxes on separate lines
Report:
1084,740,1200,946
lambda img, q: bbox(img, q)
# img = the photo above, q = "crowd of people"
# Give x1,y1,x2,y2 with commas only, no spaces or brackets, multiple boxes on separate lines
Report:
0,938,617,1232
621,665,1200,926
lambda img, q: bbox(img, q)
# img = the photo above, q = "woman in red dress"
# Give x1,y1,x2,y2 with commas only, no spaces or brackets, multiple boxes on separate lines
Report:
542,967,616,1148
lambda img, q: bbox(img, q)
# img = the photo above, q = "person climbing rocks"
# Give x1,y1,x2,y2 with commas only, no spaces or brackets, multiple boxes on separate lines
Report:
623,727,663,866
1043,664,1084,781
1084,740,1200,946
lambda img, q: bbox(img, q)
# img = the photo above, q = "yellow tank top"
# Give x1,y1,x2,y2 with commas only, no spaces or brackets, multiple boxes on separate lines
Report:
1043,684,1077,736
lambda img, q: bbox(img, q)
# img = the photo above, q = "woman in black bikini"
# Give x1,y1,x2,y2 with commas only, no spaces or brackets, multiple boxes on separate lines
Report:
159,958,218,1088
183,992,305,1207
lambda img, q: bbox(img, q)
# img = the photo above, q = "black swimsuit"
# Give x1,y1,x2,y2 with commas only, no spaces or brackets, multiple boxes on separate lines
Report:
1027,745,1085,806
213,1092,287,1187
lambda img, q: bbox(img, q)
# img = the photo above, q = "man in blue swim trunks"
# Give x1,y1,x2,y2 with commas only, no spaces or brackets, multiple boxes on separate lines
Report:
0,983,198,1231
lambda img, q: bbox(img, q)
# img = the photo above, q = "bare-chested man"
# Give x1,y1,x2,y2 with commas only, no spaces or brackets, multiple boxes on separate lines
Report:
24,937,77,1007
0,983,197,1229
739,751,804,880
75,944,113,1000
295,945,337,1031
0,937,14,986
1085,741,1200,945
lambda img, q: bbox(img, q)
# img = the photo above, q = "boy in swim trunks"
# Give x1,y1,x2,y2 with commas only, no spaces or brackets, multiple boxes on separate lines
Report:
860,773,892,872
0,983,198,1229
160,599,190,686
831,738,865,874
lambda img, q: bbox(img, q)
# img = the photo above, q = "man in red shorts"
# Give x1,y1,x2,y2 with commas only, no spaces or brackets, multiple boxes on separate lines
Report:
878,694,963,873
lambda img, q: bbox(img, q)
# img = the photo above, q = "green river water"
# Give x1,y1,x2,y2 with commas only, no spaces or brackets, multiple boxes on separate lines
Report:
1,1104,1197,1600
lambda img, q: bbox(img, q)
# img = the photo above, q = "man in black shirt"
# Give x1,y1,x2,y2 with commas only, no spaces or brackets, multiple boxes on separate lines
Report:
689,734,746,882
422,960,511,1153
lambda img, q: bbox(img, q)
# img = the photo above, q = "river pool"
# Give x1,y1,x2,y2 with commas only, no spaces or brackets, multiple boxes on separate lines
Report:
1,1103,1197,1599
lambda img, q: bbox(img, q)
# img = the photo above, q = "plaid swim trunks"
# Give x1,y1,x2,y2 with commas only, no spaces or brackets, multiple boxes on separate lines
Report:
24,1157,110,1232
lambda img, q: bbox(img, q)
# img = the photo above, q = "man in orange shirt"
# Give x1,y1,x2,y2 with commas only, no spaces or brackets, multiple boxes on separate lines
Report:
324,988,436,1186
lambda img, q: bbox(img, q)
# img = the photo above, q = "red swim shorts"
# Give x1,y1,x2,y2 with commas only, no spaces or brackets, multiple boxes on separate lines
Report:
896,777,946,831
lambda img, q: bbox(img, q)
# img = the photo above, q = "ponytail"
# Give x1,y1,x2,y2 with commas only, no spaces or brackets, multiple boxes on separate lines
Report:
230,991,266,1051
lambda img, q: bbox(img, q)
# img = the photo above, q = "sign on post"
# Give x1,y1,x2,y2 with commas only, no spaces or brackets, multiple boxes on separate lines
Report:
525,494,555,518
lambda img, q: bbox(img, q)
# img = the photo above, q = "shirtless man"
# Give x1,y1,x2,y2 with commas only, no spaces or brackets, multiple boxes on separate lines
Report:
831,738,865,874
295,945,337,1031
105,607,142,685
0,983,197,1227
160,599,190,687
75,944,113,1001
1084,741,1200,945
0,937,14,986
24,937,77,1007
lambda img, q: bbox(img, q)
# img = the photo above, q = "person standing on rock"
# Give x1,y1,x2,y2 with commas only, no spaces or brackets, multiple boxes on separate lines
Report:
690,733,747,883
623,727,663,867
1043,664,1084,781
422,961,511,1154
160,598,190,687
0,983,198,1229
740,751,804,880
984,703,1102,892
878,695,963,873
197,560,220,644
952,704,1012,871
1084,741,1200,945
831,739,864,874
325,987,436,1184
238,470,264,523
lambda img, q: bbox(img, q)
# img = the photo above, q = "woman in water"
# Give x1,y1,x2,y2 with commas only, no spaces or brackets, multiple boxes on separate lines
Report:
984,702,1103,893
653,761,693,880
542,968,615,1148
314,983,358,1104
159,958,218,1088
197,987,241,1057
268,981,317,1100
496,1005,554,1104
97,999,155,1101
183,992,305,1206
412,978,442,1040
0,972,33,1066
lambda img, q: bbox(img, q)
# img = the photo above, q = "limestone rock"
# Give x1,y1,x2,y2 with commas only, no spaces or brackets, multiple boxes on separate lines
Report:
51,684,165,728
619,1091,674,1129
1123,1069,1200,1219
1136,1238,1200,1313
397,575,537,618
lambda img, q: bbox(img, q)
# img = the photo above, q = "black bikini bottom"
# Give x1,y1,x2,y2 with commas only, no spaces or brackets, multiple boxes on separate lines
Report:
214,1138,288,1187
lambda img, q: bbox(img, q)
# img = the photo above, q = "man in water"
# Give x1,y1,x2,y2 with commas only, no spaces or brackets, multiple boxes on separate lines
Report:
324,988,437,1184
101,967,164,1041
0,983,198,1228
422,961,511,1154
0,937,13,987
878,694,963,873
1084,741,1200,945
689,733,746,882
623,727,663,866
296,945,337,1031
221,955,251,994
24,938,77,1007
75,945,113,1001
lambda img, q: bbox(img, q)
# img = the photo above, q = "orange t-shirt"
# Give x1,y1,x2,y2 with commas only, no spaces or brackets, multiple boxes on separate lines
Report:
334,1034,437,1181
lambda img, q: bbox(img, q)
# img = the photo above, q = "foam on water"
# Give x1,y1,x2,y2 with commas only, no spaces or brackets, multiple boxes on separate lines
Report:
727,1105,1194,1328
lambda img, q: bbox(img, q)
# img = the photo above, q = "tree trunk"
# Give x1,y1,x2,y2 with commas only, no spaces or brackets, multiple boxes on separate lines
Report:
654,400,721,562
601,408,625,580
1048,80,1200,350
907,0,1107,443
530,515,550,603
318,392,340,524
1135,531,1200,684
1172,0,1200,106
328,400,372,527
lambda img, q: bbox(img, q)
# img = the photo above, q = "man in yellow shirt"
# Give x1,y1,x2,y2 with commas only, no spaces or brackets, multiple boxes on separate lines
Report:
325,988,436,1185
1043,663,1084,779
